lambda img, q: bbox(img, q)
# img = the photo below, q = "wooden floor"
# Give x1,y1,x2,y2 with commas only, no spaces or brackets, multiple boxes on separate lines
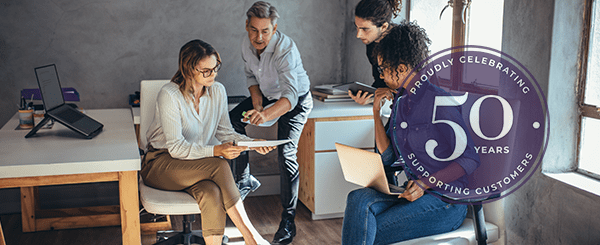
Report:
0,195,343,245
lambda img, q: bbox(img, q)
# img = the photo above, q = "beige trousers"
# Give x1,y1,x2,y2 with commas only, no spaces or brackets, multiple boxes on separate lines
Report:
141,146,241,236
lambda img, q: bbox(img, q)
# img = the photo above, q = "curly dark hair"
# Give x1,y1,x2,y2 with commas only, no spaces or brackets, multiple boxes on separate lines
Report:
355,0,402,27
372,20,431,76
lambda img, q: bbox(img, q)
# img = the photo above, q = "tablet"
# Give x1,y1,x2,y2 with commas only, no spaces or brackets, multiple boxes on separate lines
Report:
333,81,377,96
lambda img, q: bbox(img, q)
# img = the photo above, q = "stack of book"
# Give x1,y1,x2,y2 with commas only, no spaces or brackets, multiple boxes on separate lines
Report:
311,84,354,102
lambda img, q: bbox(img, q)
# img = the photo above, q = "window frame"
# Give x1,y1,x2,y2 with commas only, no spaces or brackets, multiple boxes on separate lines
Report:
576,0,600,180
408,0,500,95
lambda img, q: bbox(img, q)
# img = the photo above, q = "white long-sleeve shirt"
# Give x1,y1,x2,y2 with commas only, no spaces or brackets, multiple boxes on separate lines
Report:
241,30,311,111
146,81,253,160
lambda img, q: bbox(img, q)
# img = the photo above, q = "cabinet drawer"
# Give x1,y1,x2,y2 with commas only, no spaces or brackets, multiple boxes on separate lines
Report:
313,152,361,215
314,119,374,151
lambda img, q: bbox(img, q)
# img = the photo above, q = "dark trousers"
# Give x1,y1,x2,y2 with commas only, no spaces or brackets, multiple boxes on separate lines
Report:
229,92,312,219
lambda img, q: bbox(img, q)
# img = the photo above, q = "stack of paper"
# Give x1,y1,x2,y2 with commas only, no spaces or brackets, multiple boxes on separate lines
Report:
311,84,353,102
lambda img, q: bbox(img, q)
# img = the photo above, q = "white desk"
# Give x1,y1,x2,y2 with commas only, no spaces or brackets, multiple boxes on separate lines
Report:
298,99,376,219
0,109,141,245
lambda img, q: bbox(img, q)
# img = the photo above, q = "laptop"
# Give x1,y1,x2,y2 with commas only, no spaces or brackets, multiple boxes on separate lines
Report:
335,143,405,195
25,64,103,139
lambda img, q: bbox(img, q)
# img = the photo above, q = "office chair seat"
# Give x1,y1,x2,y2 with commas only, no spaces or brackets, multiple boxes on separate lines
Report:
140,176,211,245
139,177,201,215
390,218,499,245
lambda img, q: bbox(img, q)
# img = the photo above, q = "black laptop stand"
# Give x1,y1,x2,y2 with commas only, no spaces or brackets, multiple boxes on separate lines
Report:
24,114,52,138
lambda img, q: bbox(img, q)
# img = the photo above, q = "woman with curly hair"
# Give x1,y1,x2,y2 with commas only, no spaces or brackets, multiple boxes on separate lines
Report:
350,0,402,105
341,21,479,245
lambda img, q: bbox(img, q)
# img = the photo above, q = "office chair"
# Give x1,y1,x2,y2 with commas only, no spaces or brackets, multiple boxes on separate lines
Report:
139,79,227,245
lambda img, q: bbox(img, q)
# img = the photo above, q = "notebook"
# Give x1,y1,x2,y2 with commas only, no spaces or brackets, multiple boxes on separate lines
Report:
335,142,405,195
25,64,103,139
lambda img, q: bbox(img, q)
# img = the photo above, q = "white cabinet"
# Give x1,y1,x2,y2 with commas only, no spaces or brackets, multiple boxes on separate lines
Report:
298,99,375,220
314,120,374,151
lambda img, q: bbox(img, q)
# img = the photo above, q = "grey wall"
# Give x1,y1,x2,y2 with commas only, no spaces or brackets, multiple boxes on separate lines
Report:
3,0,600,244
0,0,346,212
502,0,600,244
344,0,373,84
0,0,345,127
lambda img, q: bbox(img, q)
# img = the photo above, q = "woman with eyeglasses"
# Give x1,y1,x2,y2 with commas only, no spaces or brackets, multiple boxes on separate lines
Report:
341,22,479,245
142,39,272,245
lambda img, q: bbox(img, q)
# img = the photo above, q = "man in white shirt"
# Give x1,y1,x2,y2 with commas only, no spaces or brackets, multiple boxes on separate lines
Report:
229,1,312,244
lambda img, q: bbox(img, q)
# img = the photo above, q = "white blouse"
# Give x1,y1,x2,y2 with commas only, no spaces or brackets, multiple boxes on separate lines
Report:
146,81,253,160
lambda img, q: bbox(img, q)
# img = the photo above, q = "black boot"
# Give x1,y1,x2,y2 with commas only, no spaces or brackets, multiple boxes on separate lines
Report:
272,212,296,244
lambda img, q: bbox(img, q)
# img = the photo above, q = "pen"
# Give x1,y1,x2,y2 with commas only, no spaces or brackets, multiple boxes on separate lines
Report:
242,111,250,119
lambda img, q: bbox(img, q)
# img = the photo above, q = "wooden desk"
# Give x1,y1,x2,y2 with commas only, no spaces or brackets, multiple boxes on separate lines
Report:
298,99,377,220
0,109,141,245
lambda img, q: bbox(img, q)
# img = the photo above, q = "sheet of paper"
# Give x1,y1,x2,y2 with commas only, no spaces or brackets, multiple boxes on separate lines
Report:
237,139,292,147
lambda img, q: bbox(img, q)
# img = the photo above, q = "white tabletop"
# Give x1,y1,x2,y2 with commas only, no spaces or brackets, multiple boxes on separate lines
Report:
0,108,141,179
131,107,140,125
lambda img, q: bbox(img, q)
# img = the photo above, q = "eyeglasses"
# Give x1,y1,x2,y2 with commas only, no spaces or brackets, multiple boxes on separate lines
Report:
196,61,222,78
377,66,386,75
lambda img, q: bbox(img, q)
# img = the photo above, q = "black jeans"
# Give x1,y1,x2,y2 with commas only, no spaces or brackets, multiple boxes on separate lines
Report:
229,92,312,219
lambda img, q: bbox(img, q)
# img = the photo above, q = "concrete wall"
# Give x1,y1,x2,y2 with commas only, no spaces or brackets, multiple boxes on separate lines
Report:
502,0,600,244
3,1,600,244
0,0,345,127
0,0,346,212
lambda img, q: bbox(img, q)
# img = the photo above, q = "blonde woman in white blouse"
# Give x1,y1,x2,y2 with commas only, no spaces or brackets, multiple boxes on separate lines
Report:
142,39,272,245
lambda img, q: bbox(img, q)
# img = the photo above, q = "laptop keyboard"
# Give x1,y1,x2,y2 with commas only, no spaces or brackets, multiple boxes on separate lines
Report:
55,108,84,123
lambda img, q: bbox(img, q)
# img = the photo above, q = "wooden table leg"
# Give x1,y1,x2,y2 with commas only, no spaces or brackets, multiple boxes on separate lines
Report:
0,219,6,245
20,187,37,232
119,171,141,245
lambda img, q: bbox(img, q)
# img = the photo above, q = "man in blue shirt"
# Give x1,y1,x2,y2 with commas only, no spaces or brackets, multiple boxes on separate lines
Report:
229,1,312,244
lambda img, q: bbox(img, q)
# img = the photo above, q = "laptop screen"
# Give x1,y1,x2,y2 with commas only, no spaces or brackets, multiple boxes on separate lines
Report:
35,64,64,111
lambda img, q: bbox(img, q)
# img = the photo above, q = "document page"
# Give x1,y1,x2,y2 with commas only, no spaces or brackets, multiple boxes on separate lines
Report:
236,139,292,147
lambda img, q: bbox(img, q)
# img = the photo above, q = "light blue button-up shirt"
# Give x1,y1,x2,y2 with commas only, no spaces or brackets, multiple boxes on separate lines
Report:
241,30,310,110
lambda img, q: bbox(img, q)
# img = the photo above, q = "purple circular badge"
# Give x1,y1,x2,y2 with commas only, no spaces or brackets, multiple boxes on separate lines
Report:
399,45,549,204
